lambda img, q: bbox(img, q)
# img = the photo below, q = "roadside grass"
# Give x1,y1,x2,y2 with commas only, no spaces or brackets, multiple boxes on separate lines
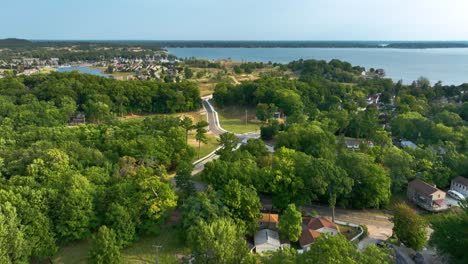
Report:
122,225,188,264
216,106,262,134
337,224,360,240
52,240,89,264
190,131,219,161
51,223,188,264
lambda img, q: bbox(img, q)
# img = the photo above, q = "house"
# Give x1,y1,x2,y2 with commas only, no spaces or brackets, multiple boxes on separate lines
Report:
407,179,448,212
344,139,374,150
299,228,321,251
299,217,340,251
70,114,86,126
401,140,418,150
254,229,281,254
306,217,340,235
451,176,468,197
259,213,279,230
345,139,360,150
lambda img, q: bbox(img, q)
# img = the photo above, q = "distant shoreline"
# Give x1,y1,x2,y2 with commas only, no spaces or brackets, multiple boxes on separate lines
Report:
2,38,468,49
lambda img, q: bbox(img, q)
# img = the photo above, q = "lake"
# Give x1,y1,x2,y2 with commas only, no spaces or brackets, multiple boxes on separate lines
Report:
167,48,468,85
56,66,109,78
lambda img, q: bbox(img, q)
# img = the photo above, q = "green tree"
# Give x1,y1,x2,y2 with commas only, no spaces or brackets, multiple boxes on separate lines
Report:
175,161,195,197
52,173,95,242
392,203,427,250
382,147,415,192
217,132,240,158
337,152,390,208
180,116,194,143
278,204,302,242
105,203,136,247
88,226,122,264
195,121,208,159
221,179,262,235
188,218,249,264
430,200,468,263
0,202,28,264
184,67,194,79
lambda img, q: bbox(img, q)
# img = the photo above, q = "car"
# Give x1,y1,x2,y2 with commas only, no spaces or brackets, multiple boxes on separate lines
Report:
447,190,465,201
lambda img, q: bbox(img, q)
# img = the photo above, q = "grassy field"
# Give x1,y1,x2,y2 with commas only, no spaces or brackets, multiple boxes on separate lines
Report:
38,67,56,74
216,106,262,134
337,224,360,240
51,223,188,264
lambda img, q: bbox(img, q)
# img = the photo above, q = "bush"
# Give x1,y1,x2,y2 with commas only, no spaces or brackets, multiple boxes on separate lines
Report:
359,224,368,240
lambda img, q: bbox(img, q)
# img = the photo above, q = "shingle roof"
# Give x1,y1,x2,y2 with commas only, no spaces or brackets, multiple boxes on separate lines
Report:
254,229,280,247
408,179,440,196
299,228,321,247
259,213,279,224
453,176,468,187
307,217,338,231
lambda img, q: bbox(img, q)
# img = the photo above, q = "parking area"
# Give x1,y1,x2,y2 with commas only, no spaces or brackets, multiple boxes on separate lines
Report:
445,195,462,207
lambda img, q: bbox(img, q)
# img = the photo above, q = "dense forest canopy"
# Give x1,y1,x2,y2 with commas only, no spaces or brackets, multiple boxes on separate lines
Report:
0,72,201,125
0,54,466,263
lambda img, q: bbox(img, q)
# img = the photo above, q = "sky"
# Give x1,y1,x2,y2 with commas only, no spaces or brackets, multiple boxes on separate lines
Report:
2,0,468,40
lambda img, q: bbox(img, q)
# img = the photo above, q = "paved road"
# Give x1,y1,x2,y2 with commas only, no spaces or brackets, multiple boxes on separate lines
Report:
202,99,226,136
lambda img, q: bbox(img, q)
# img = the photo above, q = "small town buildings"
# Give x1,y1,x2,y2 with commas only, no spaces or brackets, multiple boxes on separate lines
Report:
344,139,374,150
407,179,448,212
254,229,281,254
345,139,360,150
259,213,279,230
451,176,468,197
70,114,86,126
299,217,340,251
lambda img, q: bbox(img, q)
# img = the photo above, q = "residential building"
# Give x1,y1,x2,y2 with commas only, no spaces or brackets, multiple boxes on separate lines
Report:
299,217,340,251
401,140,418,149
407,179,448,212
259,213,279,230
254,229,281,254
451,176,468,197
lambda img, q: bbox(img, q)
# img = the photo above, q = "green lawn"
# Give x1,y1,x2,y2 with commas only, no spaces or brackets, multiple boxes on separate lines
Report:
51,224,188,264
216,106,262,134
191,132,219,160
337,224,360,240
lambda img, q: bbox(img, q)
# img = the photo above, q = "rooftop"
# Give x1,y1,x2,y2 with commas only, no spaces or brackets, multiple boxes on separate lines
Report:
452,176,468,187
408,179,441,196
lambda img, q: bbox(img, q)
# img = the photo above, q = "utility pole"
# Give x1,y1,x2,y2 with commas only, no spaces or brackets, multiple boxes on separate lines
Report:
245,109,248,126
153,245,163,264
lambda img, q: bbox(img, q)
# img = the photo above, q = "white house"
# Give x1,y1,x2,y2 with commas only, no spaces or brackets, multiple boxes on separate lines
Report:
254,229,281,254
401,140,418,149
451,176,468,197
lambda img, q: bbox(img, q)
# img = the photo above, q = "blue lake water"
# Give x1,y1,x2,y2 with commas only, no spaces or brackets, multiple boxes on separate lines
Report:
56,66,109,78
167,48,468,85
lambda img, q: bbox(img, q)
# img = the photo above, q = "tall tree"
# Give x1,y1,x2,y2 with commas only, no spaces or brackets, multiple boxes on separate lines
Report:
430,200,468,264
188,218,250,264
180,116,193,144
88,226,122,264
392,203,428,250
278,204,302,242
195,121,208,159
221,179,262,235
175,161,195,197
0,202,28,264
217,132,240,158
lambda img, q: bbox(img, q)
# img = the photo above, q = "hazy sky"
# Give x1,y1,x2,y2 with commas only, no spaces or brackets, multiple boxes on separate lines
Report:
2,0,468,40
